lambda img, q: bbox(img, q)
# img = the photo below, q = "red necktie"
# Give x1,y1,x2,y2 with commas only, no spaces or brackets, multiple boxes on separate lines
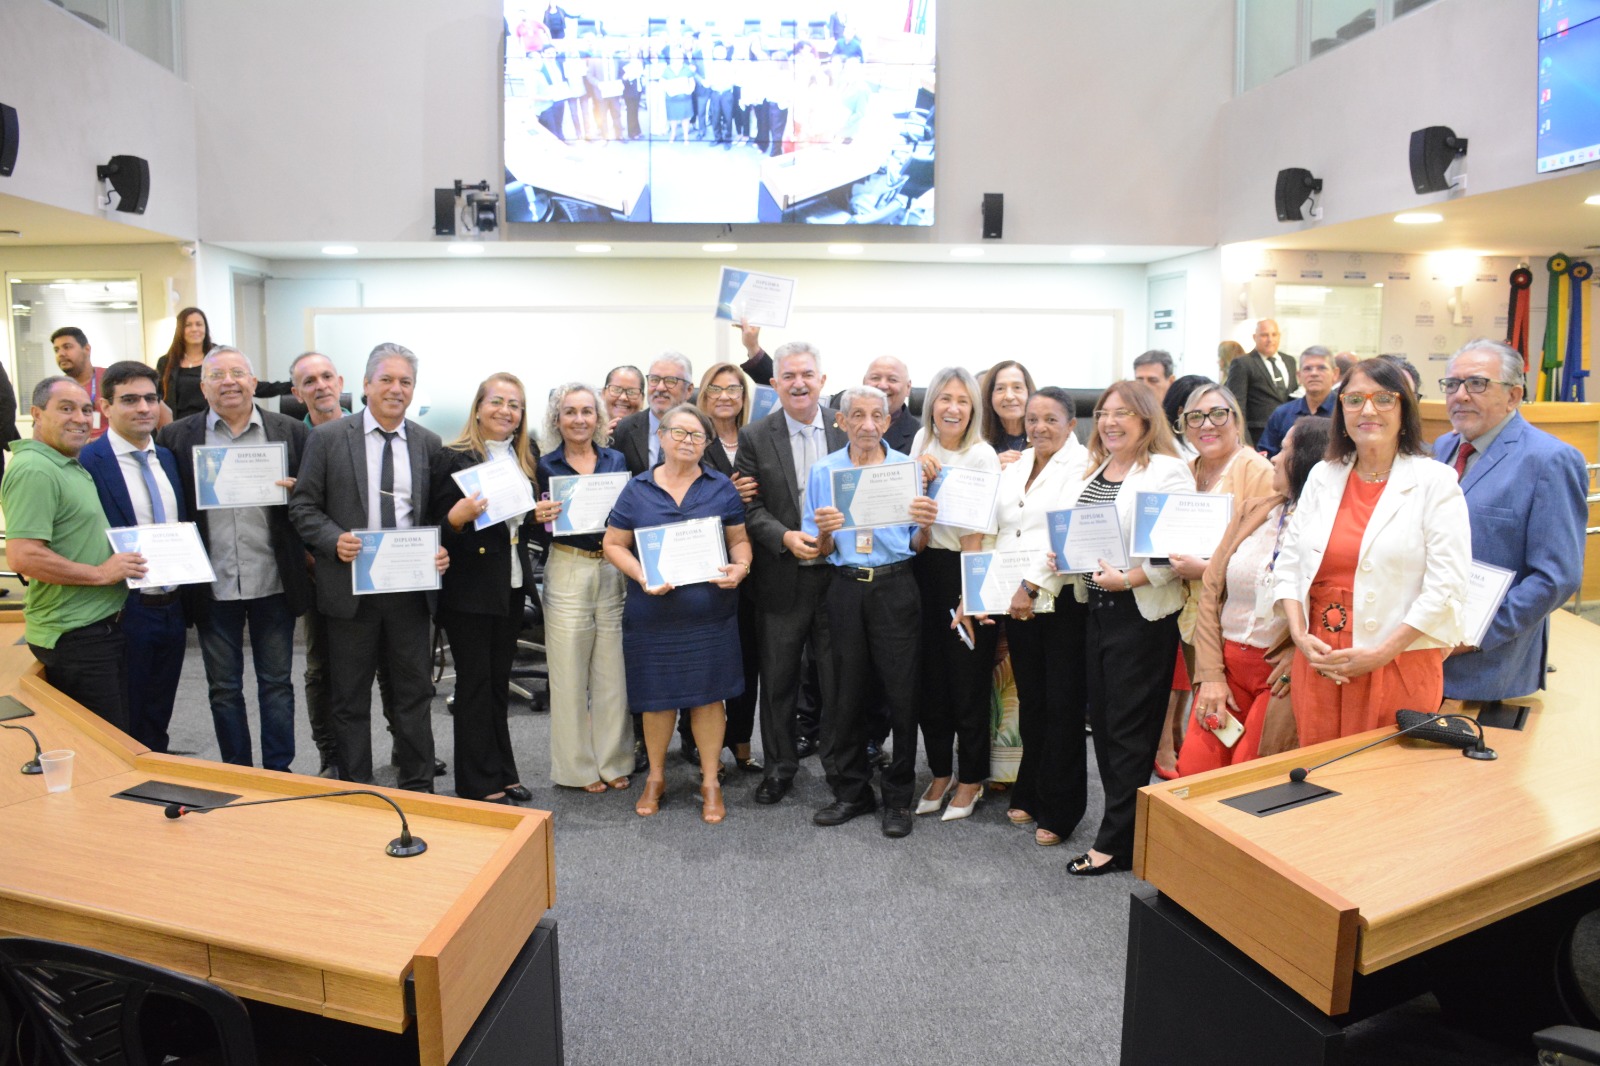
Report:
1453,441,1475,481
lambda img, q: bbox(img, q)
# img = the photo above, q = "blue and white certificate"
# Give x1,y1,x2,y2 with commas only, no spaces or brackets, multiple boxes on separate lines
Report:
451,457,536,531
193,443,288,509
105,523,216,589
1047,504,1130,573
549,472,629,535
714,266,796,329
1130,492,1232,558
351,527,442,595
831,461,920,530
928,466,1000,533
749,385,780,422
1462,560,1515,647
960,550,1038,615
636,516,727,589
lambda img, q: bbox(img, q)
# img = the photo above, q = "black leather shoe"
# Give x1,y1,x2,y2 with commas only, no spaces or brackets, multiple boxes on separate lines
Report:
813,797,875,826
881,807,913,838
796,735,819,759
753,777,792,805
433,759,447,777
1066,852,1131,877
681,739,700,765
318,763,342,780
504,784,532,802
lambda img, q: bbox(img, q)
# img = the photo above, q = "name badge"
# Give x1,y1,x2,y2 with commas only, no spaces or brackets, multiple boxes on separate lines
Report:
855,529,874,555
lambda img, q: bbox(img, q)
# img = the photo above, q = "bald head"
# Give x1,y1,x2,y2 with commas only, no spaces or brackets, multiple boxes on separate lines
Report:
864,356,911,411
1253,319,1281,359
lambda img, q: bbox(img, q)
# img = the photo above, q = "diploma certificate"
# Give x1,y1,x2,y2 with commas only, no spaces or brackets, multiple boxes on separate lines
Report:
193,444,288,509
106,523,216,589
928,466,1000,533
749,385,780,422
1129,492,1233,558
831,461,920,530
1462,560,1515,648
1047,505,1131,573
351,527,442,595
451,457,536,531
550,472,630,535
960,550,1038,616
636,516,728,589
714,266,797,329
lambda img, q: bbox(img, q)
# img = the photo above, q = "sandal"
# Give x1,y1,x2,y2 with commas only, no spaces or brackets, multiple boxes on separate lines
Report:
608,777,631,790
635,777,666,817
1007,808,1035,825
582,781,607,794
1034,828,1062,847
701,782,725,824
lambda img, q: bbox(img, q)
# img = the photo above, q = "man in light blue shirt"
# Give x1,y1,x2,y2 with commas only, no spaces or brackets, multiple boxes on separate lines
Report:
803,385,936,837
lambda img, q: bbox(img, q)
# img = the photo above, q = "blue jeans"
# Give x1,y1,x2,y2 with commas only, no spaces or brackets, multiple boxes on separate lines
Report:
196,593,297,771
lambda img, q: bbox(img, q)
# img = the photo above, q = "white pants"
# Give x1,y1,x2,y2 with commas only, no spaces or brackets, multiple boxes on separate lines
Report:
544,546,633,786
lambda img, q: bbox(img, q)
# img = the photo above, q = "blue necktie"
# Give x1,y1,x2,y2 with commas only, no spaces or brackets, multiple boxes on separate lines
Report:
132,450,168,523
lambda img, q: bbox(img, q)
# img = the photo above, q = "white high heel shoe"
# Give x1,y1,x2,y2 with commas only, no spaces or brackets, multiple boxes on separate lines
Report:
914,779,954,816
941,785,985,821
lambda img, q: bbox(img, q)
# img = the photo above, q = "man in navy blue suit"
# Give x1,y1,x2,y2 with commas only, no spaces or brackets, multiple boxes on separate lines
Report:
1431,339,1587,701
79,361,189,751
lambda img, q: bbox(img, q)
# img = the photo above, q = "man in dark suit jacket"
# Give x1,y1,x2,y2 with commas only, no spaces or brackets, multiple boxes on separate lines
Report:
289,343,450,792
613,351,695,475
158,347,312,773
1224,318,1297,445
81,361,188,753
1432,339,1587,701
736,341,848,804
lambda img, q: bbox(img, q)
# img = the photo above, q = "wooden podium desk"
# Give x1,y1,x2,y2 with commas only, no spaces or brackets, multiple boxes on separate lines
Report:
1125,608,1600,1062
0,619,555,1066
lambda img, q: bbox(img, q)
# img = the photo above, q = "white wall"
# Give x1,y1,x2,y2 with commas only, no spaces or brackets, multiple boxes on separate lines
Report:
0,0,198,240
1146,248,1224,379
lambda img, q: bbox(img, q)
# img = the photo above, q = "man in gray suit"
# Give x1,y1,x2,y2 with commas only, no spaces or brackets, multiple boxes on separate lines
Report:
735,341,848,804
289,343,450,792
1224,318,1298,445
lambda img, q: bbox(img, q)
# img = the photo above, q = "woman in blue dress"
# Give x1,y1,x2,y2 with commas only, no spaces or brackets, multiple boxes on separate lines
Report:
602,404,752,824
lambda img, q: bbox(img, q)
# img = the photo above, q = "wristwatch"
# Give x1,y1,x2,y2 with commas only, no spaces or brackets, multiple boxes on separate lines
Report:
1020,581,1039,600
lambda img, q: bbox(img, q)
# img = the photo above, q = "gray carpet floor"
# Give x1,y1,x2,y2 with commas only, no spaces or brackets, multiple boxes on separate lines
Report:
143,622,1588,1066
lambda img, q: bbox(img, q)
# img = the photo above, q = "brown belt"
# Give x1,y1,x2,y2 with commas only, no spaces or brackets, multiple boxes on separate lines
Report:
551,542,604,560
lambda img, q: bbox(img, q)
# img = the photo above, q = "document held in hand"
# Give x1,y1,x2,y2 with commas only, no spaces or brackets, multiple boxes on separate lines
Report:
352,527,442,595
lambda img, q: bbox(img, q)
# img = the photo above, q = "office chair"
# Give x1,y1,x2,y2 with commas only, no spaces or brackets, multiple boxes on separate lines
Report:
437,545,548,713
0,936,260,1065
1535,1025,1600,1064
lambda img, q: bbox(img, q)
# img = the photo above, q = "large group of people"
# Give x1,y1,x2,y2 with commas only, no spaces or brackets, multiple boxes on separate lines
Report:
1,313,1587,875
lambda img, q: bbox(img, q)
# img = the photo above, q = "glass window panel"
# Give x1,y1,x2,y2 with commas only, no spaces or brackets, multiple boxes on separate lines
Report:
52,0,112,33
120,0,178,72
6,277,143,416
1272,283,1383,359
1240,0,1297,91
1310,0,1376,56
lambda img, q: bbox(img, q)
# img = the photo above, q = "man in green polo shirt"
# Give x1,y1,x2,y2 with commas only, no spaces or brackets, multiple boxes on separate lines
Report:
1,376,146,730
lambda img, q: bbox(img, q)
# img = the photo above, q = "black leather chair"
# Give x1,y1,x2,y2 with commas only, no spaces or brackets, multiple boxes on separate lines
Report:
1536,1025,1600,1064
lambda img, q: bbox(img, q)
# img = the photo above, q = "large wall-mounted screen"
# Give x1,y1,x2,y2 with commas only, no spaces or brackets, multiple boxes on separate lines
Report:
503,3,935,225
1536,0,1600,173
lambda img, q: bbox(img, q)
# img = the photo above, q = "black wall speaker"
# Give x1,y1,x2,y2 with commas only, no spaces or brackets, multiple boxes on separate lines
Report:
96,154,149,214
434,188,457,236
981,192,1003,239
1274,167,1322,222
0,104,17,178
1409,126,1467,194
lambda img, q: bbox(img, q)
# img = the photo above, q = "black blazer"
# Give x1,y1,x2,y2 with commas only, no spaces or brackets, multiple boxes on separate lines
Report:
156,408,313,621
734,408,847,603
1224,350,1299,436
430,444,539,617
613,410,654,475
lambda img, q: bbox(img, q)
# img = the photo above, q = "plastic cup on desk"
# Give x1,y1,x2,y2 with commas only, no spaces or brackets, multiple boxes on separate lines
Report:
38,750,74,793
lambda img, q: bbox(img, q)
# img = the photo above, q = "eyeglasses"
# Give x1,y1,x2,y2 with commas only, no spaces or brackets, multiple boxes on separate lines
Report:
114,392,160,408
1093,407,1137,421
1339,390,1399,412
661,426,707,444
483,396,524,413
203,368,252,383
604,385,643,400
1438,376,1514,396
1182,407,1233,429
700,383,745,398
646,374,690,390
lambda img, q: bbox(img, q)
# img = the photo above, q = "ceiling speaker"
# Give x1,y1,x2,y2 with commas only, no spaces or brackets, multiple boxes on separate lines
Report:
1409,126,1467,194
97,154,150,214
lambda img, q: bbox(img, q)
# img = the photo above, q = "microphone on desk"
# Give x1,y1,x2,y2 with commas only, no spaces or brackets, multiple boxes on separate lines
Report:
0,722,44,775
1288,710,1498,783
163,788,428,857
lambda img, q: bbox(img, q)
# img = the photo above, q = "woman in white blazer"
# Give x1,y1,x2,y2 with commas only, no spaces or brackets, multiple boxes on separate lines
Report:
1054,381,1195,876
1272,358,1468,746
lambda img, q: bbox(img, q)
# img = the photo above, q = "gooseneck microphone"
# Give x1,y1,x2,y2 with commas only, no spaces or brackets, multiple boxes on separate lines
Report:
1289,710,1497,784
163,788,428,857
0,722,44,775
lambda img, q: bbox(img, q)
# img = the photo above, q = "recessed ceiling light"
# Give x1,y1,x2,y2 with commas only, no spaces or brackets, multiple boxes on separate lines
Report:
1586,194,1600,206
1374,282,1384,288
575,243,611,254
1393,212,1443,225
949,247,984,258
321,244,359,256
446,243,485,256
828,243,864,255
702,243,738,252
1070,247,1107,260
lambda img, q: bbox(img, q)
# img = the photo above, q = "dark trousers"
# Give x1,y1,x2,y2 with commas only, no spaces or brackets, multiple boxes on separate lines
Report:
757,565,835,782
195,594,297,772
30,614,128,733
305,609,397,773
764,103,788,155
623,84,642,139
710,88,734,143
1008,601,1089,837
723,593,760,747
440,592,523,801
123,596,186,753
824,567,920,808
1084,590,1181,859
327,592,436,792
913,549,998,784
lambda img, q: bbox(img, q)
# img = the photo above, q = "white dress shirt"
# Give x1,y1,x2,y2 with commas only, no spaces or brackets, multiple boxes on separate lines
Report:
108,429,180,527
363,408,414,530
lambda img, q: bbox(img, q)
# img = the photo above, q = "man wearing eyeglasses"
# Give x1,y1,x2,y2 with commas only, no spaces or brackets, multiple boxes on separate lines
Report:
602,365,645,436
614,353,695,475
1431,338,1586,701
1224,318,1297,446
1255,345,1336,458
158,347,312,772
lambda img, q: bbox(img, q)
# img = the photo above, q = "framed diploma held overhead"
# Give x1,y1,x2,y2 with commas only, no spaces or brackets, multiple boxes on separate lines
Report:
451,457,536,531
352,527,442,595
928,466,1000,533
1462,561,1515,648
1047,505,1130,574
549,472,630,536
1129,492,1232,559
714,266,797,330
193,443,288,509
636,516,728,589
960,550,1038,616
106,523,216,589
830,461,920,530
